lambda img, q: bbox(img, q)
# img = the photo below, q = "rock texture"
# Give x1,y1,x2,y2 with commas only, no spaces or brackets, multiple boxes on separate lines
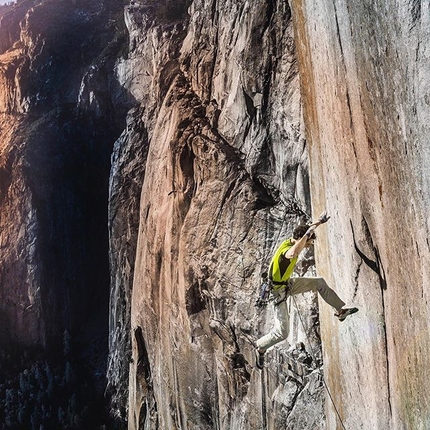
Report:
292,0,430,429
0,1,138,427
0,4,133,425
1,1,324,429
113,1,324,429
0,0,130,347
3,0,429,429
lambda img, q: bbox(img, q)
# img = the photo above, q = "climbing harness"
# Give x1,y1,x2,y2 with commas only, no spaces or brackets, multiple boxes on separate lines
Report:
255,204,290,308
254,200,307,321
255,277,291,308
291,295,348,430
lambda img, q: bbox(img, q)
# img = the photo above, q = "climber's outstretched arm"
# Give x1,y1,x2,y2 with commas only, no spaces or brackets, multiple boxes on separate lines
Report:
285,211,330,259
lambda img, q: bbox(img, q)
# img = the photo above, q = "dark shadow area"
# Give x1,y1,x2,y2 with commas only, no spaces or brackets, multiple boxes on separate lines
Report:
0,1,137,429
350,218,387,290
0,330,120,430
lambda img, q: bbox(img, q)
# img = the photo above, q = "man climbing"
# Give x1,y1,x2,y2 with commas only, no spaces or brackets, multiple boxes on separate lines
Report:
255,211,358,369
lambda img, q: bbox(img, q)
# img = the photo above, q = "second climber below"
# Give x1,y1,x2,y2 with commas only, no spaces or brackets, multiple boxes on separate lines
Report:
255,211,358,369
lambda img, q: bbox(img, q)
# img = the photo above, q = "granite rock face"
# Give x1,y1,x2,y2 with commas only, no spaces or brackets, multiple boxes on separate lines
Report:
292,0,430,429
114,1,324,429
3,0,429,429
0,1,134,427
0,0,129,350
0,0,321,428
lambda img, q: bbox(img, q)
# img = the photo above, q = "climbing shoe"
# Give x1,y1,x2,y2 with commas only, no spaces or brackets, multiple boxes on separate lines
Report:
255,349,265,370
335,307,359,322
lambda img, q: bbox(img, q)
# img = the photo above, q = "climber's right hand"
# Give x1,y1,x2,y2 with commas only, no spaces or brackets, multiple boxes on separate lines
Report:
318,210,330,224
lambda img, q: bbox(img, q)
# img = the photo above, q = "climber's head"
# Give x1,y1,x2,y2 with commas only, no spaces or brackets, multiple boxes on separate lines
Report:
293,224,316,243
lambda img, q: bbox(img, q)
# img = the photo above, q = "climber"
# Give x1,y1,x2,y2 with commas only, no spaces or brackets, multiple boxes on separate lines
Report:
255,211,358,370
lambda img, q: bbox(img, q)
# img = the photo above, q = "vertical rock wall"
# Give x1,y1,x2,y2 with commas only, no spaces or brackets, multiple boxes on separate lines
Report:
291,1,430,429
8,0,424,428
0,1,134,427
105,1,330,429
0,0,129,350
112,1,325,429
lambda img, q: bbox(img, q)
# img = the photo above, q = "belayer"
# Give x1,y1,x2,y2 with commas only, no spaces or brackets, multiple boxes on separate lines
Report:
255,211,358,369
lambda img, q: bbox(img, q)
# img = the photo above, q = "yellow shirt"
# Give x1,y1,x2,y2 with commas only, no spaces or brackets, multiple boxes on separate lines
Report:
268,238,297,289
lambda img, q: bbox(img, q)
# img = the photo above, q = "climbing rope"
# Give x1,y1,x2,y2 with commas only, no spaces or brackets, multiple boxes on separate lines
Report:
257,199,310,429
257,200,345,428
260,367,268,430
291,295,347,430
258,202,292,426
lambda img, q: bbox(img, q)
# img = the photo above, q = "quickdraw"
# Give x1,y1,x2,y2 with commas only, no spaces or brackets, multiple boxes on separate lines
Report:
255,273,272,308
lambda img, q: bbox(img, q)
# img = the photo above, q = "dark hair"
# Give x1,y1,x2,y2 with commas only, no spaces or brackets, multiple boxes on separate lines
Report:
292,224,315,240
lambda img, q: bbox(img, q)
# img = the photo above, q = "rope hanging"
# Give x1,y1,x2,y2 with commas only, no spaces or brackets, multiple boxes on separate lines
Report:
292,295,347,430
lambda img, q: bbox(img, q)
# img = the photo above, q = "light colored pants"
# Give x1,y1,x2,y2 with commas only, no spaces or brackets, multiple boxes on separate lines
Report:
256,277,345,352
